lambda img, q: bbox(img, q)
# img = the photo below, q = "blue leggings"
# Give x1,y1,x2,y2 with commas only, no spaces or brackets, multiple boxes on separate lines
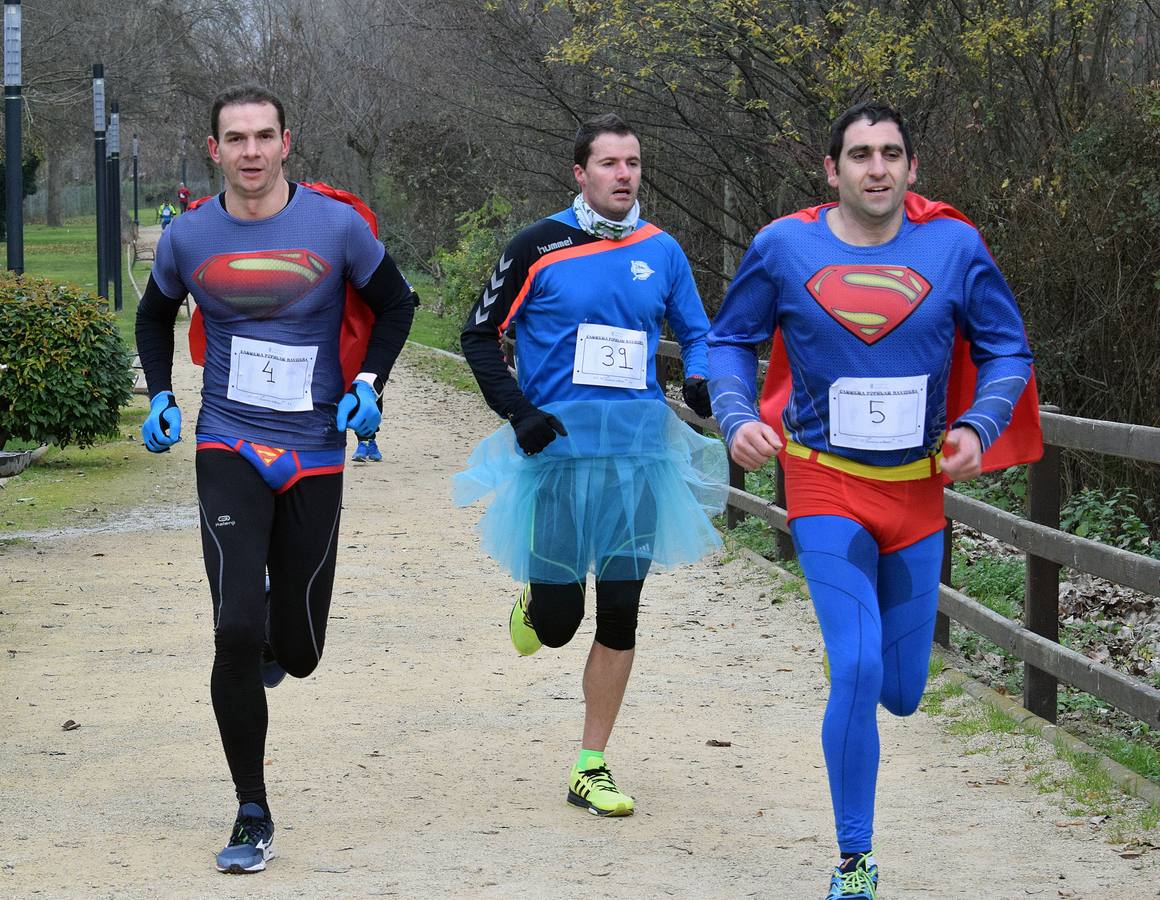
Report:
790,515,943,853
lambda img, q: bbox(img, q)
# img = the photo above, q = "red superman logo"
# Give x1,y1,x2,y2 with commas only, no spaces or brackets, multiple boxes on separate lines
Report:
805,264,931,345
193,249,333,319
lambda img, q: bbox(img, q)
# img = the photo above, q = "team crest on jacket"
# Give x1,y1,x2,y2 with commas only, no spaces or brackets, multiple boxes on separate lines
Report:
193,249,333,318
630,260,655,281
805,264,931,345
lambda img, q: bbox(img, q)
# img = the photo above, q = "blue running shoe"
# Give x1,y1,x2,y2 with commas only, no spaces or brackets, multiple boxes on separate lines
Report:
352,441,370,462
261,575,285,689
261,643,286,689
364,439,382,462
215,803,274,874
825,851,878,899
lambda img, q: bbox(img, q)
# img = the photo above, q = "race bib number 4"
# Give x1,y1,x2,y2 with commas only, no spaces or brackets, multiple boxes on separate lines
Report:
829,375,927,450
572,323,648,390
227,336,318,412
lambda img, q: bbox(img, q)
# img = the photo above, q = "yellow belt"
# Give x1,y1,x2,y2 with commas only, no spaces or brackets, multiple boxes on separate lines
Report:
785,440,942,482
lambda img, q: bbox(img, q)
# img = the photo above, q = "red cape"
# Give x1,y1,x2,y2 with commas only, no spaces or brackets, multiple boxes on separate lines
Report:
758,192,1042,475
186,182,377,388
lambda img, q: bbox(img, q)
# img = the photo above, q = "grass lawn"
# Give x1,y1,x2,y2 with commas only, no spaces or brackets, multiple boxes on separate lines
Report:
405,271,462,353
1,217,144,346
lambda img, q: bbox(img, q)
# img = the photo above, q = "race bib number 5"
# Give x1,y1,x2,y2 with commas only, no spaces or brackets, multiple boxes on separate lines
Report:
572,323,648,390
829,375,927,450
227,336,318,412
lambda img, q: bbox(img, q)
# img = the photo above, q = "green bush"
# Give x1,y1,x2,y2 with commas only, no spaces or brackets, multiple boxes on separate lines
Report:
432,195,519,350
1061,487,1157,557
954,466,1027,514
0,273,133,450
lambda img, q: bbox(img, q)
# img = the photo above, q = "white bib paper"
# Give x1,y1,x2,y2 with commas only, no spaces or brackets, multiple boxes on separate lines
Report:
572,323,648,390
227,335,318,412
829,375,927,450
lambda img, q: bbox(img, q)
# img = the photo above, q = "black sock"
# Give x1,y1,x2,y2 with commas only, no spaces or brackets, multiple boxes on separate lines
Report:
840,851,870,871
239,798,271,818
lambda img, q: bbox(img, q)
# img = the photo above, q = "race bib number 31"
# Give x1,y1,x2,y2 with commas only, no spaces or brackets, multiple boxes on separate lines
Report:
227,336,318,412
573,323,648,390
829,375,927,451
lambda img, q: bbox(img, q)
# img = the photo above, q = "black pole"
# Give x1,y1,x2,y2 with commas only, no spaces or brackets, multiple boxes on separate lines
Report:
108,102,122,312
5,1,24,274
92,63,107,298
132,133,139,225
104,152,114,300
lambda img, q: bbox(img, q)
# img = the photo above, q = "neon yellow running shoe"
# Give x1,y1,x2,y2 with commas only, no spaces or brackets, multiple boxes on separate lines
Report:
508,585,542,656
567,762,635,817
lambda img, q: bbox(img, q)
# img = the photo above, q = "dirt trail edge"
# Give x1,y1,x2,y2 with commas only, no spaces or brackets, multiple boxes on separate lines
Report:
2,341,1155,899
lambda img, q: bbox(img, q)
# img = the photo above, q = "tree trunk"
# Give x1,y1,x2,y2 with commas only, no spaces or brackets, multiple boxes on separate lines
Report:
45,146,62,227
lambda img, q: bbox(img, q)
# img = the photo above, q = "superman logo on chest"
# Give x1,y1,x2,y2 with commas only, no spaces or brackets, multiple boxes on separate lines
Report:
805,264,931,345
194,249,333,319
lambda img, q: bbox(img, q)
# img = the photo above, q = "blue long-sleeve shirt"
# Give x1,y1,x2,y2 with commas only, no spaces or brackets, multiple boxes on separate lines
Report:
461,206,710,420
708,203,1032,467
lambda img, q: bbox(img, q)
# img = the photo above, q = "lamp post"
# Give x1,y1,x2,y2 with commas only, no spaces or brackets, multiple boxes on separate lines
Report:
132,133,139,225
92,63,107,298
107,101,122,312
5,0,23,274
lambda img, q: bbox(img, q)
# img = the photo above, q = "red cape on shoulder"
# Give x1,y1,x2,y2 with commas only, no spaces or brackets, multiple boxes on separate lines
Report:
757,192,1042,475
185,181,377,388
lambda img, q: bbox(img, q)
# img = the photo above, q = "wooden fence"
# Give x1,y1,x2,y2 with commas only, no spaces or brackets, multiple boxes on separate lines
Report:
656,339,1160,730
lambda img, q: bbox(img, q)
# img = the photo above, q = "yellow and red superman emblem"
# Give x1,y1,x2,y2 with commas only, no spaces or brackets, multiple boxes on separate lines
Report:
248,443,286,467
805,264,931,345
193,249,333,319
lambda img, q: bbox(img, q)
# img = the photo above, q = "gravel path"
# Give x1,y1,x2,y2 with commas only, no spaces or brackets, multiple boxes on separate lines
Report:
1,340,1155,898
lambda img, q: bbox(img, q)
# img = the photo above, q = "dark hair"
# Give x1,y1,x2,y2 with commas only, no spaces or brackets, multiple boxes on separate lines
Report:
210,84,286,140
827,101,913,167
574,113,638,167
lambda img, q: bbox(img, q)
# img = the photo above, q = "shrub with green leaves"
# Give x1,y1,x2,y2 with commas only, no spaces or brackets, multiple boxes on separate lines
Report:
0,273,133,450
1061,487,1157,557
432,195,519,350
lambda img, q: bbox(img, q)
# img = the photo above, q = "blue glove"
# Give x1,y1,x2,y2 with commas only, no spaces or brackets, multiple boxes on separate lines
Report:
336,380,381,439
142,391,182,452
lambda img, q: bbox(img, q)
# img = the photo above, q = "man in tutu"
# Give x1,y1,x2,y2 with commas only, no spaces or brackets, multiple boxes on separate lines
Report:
456,113,728,817
707,100,1039,898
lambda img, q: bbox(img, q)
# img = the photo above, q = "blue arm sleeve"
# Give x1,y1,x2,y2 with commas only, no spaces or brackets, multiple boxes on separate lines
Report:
954,237,1034,450
663,239,710,378
149,224,186,300
707,232,779,445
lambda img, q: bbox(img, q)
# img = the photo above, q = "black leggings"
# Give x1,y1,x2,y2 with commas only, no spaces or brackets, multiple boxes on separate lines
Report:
528,572,647,652
196,450,344,808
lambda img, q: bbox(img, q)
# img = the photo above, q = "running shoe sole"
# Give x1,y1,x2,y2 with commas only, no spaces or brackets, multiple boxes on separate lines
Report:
566,788,634,816
216,844,274,874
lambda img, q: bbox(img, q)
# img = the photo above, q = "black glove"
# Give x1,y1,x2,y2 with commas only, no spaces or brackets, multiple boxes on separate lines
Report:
682,376,713,419
507,401,568,455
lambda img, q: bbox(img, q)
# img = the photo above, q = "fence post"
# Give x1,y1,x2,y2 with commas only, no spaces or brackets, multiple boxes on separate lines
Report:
1024,410,1061,722
936,519,953,647
774,459,795,561
726,458,746,529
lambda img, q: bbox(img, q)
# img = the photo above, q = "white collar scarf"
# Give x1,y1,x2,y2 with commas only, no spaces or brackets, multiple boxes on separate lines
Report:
572,193,640,241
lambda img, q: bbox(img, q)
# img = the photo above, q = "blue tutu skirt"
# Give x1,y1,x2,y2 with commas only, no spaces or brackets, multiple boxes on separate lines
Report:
453,399,729,583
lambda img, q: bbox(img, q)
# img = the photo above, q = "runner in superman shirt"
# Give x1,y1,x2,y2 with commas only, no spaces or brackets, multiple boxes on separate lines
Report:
455,113,728,819
707,101,1040,900
134,84,414,875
